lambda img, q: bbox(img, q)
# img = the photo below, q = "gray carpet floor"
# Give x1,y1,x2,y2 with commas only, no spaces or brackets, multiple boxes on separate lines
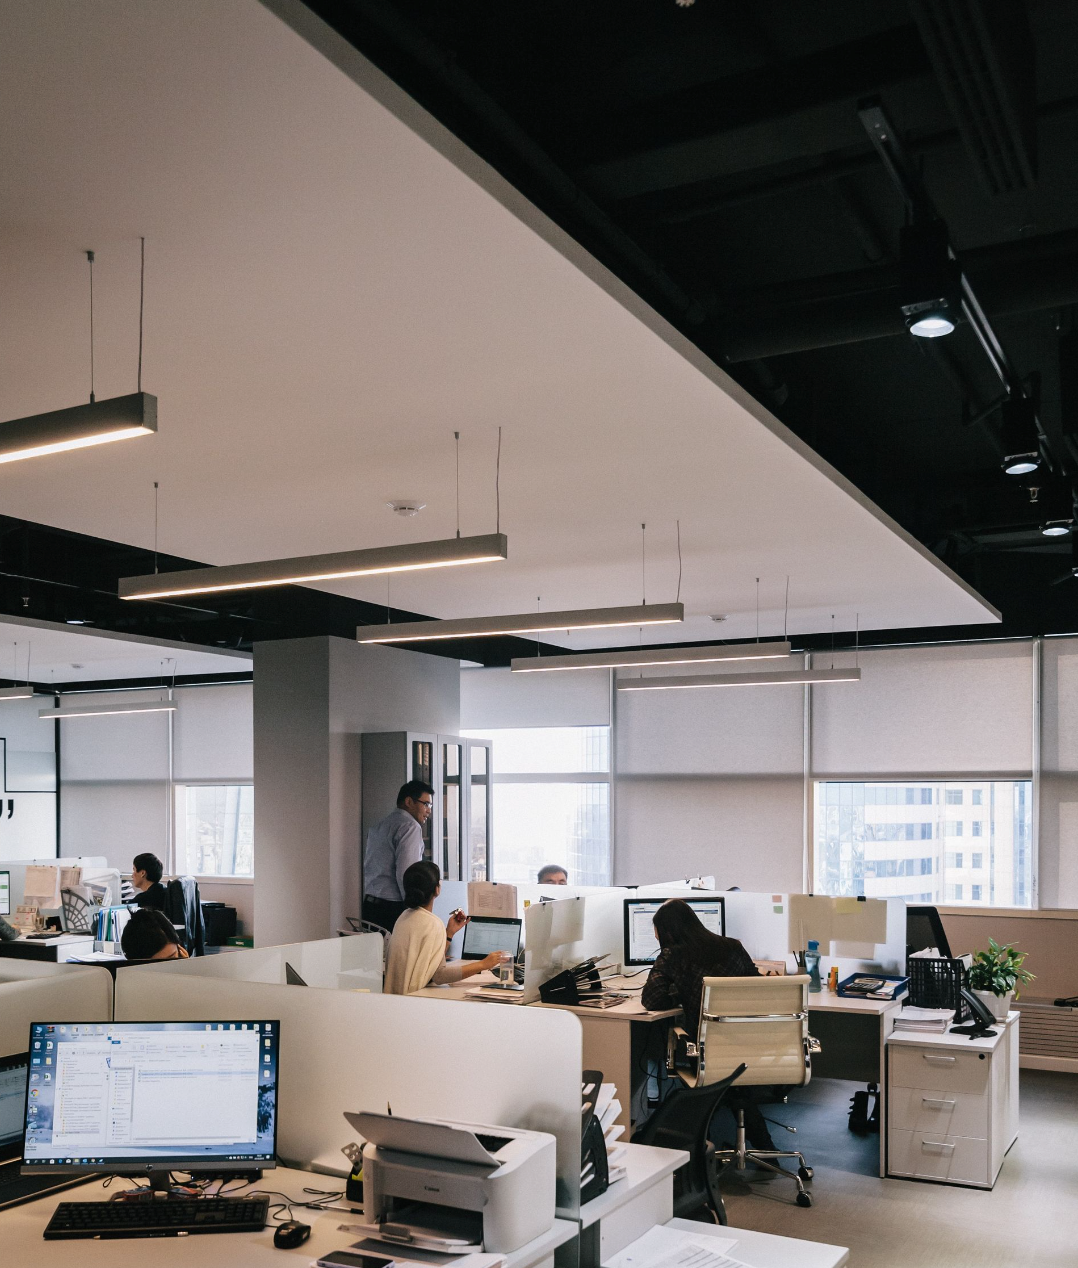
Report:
713,1071,1078,1268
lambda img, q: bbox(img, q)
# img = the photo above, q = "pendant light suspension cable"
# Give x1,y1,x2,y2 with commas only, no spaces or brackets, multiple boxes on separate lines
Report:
87,250,96,404
454,431,461,539
137,236,145,394
153,482,160,575
784,576,790,641
496,426,502,535
676,520,683,605
641,523,647,605
755,577,760,642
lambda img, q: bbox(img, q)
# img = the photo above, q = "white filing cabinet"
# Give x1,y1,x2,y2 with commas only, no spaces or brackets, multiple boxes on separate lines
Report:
886,1012,1019,1188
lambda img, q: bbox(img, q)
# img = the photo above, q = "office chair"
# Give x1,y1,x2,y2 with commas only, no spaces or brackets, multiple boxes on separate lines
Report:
669,975,818,1208
631,1064,746,1225
164,877,206,956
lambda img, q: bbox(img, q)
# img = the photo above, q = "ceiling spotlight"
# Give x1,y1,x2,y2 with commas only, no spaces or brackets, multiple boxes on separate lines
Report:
1042,521,1071,538
1000,396,1041,477
1037,484,1074,537
900,221,960,339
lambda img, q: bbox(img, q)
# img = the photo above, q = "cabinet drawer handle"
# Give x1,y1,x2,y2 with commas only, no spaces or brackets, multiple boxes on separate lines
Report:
923,1054,957,1064
921,1141,955,1152
922,1098,956,1109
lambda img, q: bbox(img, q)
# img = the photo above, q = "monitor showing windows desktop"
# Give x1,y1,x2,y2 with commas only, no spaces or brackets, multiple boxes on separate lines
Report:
0,869,10,916
0,1054,28,1161
623,897,727,966
21,1021,279,1184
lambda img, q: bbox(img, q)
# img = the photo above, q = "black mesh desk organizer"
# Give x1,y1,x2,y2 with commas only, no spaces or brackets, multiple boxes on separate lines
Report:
908,956,972,1023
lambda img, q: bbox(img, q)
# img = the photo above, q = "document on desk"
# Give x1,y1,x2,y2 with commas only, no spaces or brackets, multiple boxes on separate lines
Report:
603,1224,741,1268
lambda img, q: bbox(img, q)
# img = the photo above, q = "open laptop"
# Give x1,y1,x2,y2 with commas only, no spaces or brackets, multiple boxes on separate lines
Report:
0,1053,95,1210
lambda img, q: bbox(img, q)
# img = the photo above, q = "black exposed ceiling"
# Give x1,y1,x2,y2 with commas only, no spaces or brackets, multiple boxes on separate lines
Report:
293,0,1078,639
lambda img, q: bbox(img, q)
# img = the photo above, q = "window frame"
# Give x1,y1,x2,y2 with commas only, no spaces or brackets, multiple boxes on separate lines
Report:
173,781,255,881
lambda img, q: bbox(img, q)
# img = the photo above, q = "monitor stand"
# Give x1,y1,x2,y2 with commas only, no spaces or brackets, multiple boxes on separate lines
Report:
137,1167,264,1198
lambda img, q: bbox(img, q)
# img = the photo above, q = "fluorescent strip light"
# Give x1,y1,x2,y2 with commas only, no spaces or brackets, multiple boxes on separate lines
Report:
0,685,35,701
617,668,861,691
357,601,684,644
0,393,156,464
511,639,791,673
39,700,178,720
119,532,508,600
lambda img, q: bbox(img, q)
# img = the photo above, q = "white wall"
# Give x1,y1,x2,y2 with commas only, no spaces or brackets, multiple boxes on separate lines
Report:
0,694,57,859
253,637,459,946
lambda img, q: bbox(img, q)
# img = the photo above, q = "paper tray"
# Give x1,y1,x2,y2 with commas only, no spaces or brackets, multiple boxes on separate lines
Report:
836,972,908,1000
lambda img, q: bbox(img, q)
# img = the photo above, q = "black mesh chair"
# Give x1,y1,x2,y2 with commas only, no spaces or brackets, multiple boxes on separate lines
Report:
630,1063,746,1224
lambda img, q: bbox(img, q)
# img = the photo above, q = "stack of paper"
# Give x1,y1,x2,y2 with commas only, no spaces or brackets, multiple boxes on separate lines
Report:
603,1222,745,1268
894,1006,954,1033
597,1082,626,1183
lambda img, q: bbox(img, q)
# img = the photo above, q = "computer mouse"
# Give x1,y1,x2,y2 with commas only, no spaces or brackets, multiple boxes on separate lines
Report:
273,1219,312,1249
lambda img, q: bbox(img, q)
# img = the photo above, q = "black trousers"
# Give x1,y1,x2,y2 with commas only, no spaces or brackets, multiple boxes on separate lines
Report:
362,895,406,933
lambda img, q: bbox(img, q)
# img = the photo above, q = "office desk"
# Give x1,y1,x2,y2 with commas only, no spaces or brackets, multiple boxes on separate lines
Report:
0,1166,579,1268
805,986,902,1177
0,934,95,963
660,1217,849,1268
411,974,680,1133
579,1142,687,1265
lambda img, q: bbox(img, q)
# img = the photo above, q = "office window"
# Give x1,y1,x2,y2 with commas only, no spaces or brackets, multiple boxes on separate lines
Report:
814,780,1032,906
946,789,964,805
972,885,983,901
175,785,254,877
461,727,610,886
972,821,983,837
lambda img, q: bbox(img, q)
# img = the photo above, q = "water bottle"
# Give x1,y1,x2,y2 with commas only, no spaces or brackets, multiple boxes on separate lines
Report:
805,939,823,993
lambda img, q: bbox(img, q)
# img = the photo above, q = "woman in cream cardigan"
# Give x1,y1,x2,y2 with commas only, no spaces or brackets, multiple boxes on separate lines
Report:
384,860,509,994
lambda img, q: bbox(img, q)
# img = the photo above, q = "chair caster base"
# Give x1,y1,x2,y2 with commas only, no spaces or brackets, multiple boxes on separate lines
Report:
798,1166,813,1182
796,1191,813,1208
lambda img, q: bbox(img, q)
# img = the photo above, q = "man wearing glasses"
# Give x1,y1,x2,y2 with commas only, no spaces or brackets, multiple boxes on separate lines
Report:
362,780,435,932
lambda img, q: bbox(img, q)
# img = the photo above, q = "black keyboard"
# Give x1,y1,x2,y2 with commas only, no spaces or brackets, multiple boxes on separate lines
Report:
43,1196,270,1239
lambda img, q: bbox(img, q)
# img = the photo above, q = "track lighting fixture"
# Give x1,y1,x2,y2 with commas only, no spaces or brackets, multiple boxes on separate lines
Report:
899,220,960,339
1039,484,1074,537
1000,397,1041,476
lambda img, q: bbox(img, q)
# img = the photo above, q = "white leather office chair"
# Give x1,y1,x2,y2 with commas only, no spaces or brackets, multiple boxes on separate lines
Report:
670,974,818,1207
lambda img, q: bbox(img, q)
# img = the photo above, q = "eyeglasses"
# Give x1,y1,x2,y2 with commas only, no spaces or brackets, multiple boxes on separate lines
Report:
415,799,433,809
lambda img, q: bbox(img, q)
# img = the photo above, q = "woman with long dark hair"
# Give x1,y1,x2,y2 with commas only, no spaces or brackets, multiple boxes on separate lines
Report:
641,899,779,1164
383,861,508,994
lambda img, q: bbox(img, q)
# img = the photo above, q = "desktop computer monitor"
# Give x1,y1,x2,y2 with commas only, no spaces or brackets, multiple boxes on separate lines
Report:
0,869,9,916
21,1020,279,1186
462,916,522,961
0,1053,28,1164
623,897,727,966
906,905,953,961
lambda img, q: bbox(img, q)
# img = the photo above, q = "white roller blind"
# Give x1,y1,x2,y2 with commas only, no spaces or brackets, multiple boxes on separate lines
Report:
58,691,171,782
617,675,804,775
461,667,609,729
173,684,253,781
1041,638,1078,772
812,641,1034,776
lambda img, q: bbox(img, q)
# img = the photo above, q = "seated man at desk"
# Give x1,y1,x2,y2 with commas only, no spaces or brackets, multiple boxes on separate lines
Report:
384,861,508,994
537,863,569,885
130,852,168,911
641,899,782,1167
121,909,189,961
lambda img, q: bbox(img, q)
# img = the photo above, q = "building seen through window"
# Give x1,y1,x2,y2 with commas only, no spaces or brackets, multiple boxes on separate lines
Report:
814,780,1032,907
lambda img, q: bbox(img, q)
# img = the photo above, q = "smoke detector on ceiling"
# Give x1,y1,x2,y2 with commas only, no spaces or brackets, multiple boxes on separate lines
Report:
386,500,427,517
709,614,728,623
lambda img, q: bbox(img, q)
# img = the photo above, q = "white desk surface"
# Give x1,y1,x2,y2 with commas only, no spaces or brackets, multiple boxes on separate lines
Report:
886,1009,1018,1052
579,1143,687,1229
0,1166,578,1268
664,1217,849,1268
412,973,681,1023
805,985,903,1015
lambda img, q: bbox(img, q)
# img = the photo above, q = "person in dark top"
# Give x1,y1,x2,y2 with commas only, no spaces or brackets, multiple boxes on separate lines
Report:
131,852,168,911
121,909,189,961
641,899,780,1165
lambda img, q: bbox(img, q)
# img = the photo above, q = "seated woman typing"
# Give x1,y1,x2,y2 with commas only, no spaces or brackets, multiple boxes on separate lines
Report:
384,861,508,995
641,898,780,1165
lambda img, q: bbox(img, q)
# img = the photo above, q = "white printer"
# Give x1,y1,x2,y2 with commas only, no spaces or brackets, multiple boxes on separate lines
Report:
344,1111,556,1254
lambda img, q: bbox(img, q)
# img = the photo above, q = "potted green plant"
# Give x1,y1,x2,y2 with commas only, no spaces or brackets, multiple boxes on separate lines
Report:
968,938,1034,1020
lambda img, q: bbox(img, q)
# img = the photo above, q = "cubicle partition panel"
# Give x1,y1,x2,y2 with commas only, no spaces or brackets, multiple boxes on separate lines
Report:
523,891,625,1001
121,934,384,990
0,962,114,1057
115,970,584,1216
724,891,792,961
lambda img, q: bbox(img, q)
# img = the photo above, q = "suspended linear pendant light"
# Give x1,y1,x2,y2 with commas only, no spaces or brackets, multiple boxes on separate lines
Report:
357,601,684,644
511,639,791,673
617,667,861,691
39,699,178,720
120,428,508,600
0,640,35,702
0,242,157,464
120,532,508,600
